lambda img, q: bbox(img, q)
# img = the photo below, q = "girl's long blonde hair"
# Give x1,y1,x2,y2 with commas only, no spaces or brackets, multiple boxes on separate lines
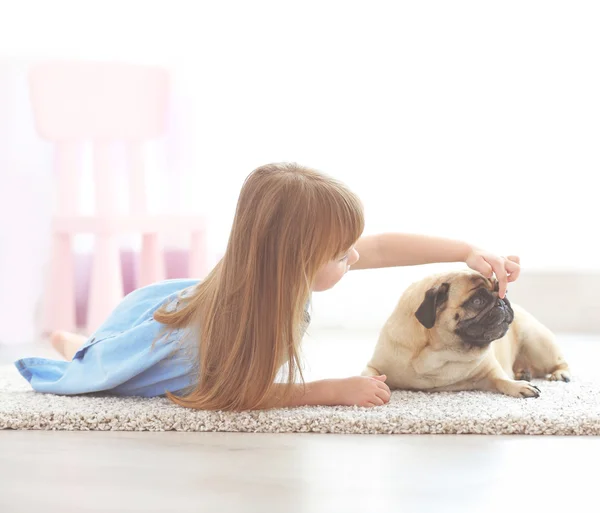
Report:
154,163,364,411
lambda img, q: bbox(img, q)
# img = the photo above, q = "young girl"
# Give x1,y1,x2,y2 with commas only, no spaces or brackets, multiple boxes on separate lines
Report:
15,162,520,411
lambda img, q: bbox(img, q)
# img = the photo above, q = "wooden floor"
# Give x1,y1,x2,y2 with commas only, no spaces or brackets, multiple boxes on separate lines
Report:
1,431,598,513
1,331,599,513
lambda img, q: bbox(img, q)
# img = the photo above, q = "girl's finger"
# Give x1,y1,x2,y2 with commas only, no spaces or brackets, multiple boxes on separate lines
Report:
505,259,521,282
376,388,391,403
489,258,508,298
370,396,384,406
376,380,391,394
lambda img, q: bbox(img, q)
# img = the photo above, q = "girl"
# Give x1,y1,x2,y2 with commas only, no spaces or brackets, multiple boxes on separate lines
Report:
15,163,520,411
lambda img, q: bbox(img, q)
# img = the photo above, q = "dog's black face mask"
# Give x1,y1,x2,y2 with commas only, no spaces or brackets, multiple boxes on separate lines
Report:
454,288,515,348
415,280,515,349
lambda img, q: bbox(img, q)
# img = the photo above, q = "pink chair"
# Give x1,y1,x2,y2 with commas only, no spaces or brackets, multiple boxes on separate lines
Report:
29,60,207,335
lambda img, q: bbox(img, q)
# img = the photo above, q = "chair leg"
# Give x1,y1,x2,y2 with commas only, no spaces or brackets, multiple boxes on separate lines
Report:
189,230,208,279
87,234,123,334
42,233,76,334
139,232,165,287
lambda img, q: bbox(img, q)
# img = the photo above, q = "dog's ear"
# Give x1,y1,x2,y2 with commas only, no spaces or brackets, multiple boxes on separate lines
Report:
415,283,450,329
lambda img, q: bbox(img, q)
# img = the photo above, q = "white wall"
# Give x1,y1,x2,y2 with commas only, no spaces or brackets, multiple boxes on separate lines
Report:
1,1,599,343
0,61,53,344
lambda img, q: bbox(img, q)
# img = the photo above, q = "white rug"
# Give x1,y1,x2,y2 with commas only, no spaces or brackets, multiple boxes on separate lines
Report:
1,365,598,434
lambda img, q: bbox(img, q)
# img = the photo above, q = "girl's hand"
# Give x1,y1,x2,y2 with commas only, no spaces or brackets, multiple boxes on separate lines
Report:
332,375,391,407
465,249,521,298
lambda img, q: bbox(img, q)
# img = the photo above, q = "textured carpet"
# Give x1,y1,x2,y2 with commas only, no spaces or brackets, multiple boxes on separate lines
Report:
1,365,599,434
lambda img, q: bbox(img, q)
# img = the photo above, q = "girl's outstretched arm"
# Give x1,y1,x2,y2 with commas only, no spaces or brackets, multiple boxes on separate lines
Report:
353,233,469,269
272,375,391,408
352,233,520,298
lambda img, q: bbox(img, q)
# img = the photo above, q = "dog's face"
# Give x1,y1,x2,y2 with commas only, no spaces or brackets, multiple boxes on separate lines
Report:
414,272,515,350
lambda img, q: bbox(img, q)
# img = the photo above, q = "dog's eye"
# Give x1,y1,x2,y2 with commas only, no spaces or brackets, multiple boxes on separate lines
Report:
471,297,484,307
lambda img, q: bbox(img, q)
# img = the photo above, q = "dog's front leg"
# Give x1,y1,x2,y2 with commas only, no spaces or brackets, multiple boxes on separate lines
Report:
475,362,541,398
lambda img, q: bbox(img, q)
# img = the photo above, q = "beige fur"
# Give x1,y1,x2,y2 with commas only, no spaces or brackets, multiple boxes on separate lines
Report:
362,270,571,398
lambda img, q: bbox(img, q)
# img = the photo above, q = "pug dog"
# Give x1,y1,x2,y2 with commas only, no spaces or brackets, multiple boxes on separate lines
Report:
362,270,571,398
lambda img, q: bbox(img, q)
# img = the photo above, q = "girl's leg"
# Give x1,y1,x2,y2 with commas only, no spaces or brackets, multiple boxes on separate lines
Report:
50,331,88,361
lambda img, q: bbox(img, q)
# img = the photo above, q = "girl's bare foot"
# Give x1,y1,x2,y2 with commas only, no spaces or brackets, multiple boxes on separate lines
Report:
50,331,88,361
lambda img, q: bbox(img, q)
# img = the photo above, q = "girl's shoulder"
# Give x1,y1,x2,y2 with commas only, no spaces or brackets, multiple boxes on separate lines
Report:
89,279,200,340
130,278,200,302
120,278,200,310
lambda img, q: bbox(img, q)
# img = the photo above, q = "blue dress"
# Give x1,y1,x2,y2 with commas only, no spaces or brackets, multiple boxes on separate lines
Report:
15,279,201,397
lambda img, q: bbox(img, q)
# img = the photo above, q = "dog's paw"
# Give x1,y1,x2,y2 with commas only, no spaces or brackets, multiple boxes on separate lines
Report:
547,368,571,383
496,379,541,398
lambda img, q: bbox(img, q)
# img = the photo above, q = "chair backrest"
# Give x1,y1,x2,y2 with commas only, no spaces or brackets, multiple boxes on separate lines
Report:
29,60,169,141
29,60,170,217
